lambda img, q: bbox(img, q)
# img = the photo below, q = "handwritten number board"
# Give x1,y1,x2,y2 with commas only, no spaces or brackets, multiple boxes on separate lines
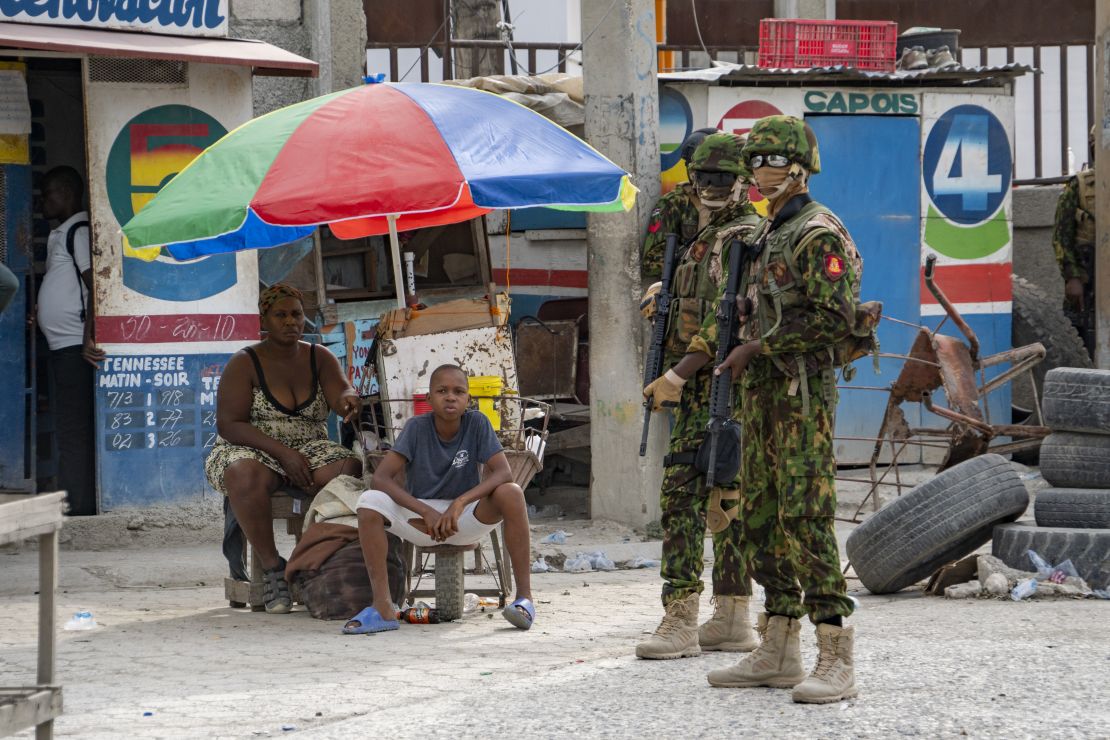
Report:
95,354,230,506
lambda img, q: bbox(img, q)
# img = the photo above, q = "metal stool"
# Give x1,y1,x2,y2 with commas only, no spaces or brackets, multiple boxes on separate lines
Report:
401,525,512,620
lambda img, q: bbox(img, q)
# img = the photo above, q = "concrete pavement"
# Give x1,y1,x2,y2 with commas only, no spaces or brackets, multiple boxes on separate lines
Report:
1,515,1107,739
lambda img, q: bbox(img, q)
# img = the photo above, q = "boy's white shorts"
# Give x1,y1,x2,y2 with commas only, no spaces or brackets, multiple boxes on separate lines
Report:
356,489,498,547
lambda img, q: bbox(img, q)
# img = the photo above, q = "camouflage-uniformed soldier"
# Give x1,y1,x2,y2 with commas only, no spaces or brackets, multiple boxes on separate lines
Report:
636,133,762,660
1052,125,1096,356
705,116,861,704
642,127,720,281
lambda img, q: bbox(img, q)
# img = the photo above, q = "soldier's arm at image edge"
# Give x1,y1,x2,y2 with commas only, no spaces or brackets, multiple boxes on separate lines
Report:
640,195,677,282
760,232,855,356
1051,177,1085,282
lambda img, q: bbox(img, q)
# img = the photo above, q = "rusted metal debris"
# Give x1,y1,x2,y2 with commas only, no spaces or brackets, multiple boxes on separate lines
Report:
839,255,1050,522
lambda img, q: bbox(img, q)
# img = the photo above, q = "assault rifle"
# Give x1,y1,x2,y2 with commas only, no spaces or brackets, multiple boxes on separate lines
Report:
704,236,760,487
639,233,678,456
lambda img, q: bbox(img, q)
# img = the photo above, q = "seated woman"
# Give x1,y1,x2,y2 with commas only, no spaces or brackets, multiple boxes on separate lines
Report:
206,284,362,614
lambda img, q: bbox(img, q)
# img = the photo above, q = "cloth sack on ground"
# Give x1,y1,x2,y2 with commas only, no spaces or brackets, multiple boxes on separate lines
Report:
291,535,405,620
288,473,404,620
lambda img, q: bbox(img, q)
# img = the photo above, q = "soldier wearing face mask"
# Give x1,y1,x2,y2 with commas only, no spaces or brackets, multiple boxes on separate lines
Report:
636,132,762,661
641,127,718,282
707,115,864,704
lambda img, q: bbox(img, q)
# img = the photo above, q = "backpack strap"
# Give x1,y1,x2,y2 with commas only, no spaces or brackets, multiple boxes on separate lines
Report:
66,220,90,322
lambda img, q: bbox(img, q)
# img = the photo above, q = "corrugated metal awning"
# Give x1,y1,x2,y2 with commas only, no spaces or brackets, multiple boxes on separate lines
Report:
0,22,317,77
661,62,1033,87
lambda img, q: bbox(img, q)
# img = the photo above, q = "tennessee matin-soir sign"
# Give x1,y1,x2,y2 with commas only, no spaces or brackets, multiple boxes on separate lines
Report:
0,0,229,38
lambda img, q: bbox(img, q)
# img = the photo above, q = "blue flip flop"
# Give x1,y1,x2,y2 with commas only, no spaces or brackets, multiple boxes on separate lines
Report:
342,606,399,635
502,597,535,630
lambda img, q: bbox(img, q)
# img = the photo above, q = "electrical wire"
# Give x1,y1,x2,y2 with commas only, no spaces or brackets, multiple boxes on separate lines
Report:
501,0,621,76
690,0,710,58
396,16,450,82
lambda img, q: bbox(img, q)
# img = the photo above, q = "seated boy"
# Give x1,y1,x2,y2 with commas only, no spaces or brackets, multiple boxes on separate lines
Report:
343,363,535,634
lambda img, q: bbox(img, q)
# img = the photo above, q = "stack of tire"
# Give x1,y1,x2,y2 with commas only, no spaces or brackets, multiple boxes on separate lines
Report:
992,368,1110,590
846,454,1030,594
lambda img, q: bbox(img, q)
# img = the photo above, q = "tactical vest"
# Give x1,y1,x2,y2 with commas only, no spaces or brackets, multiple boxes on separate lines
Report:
1075,168,1096,248
666,213,762,358
742,201,880,408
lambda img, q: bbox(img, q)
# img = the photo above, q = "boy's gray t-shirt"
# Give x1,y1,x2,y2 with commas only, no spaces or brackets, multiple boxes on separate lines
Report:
391,410,503,500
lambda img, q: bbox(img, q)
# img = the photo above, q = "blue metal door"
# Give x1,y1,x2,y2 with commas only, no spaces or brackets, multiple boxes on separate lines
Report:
805,115,922,464
0,164,34,491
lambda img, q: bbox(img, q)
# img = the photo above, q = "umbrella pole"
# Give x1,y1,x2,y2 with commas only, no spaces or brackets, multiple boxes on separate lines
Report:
387,214,406,309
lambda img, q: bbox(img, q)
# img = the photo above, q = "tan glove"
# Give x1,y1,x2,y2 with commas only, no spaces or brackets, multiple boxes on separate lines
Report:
706,488,741,534
643,369,685,411
640,282,662,319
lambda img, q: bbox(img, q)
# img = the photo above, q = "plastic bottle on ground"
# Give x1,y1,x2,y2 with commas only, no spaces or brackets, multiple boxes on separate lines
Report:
463,593,479,613
1011,578,1038,601
399,607,441,624
64,610,97,631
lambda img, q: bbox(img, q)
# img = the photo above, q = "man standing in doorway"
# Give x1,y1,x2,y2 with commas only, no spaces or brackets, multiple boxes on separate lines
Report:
36,165,104,515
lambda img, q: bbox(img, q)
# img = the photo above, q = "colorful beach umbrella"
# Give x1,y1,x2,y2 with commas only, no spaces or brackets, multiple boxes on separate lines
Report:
122,81,637,307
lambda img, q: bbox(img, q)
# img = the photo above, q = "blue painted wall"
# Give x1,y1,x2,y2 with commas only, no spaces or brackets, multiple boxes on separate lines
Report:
806,115,923,462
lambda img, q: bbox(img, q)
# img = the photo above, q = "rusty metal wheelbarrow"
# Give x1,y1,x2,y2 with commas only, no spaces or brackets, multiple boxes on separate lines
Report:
840,255,1049,521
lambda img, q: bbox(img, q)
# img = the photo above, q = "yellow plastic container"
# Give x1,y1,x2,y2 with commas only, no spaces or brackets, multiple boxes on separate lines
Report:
469,375,503,430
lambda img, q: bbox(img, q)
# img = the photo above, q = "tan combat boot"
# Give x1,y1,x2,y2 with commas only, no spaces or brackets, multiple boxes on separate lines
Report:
706,613,806,688
635,592,700,660
792,623,858,704
699,596,758,652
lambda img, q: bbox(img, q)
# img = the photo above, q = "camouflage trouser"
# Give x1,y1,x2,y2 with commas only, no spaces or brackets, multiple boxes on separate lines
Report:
738,368,854,623
659,368,750,605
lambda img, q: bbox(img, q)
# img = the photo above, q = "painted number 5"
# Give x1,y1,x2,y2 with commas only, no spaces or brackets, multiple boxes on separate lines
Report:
932,114,1002,212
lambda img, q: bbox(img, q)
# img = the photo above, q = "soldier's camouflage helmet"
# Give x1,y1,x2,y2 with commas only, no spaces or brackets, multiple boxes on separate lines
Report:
689,132,751,179
742,115,821,174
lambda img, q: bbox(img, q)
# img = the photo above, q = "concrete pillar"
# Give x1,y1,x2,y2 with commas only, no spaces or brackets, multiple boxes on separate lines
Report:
1097,0,1110,367
773,0,835,19
581,0,662,527
1012,185,1066,307
304,0,367,96
452,0,505,78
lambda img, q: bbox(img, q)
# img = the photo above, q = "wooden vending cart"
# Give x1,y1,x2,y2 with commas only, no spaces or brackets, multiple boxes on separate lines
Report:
0,492,65,739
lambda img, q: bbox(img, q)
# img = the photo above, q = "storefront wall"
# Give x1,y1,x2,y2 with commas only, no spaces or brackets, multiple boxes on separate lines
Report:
85,62,257,508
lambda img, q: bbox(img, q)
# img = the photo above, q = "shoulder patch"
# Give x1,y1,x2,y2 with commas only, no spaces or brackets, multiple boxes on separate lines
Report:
823,253,846,281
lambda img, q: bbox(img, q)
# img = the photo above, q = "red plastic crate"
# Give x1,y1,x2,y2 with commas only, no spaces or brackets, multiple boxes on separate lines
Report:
758,18,898,72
